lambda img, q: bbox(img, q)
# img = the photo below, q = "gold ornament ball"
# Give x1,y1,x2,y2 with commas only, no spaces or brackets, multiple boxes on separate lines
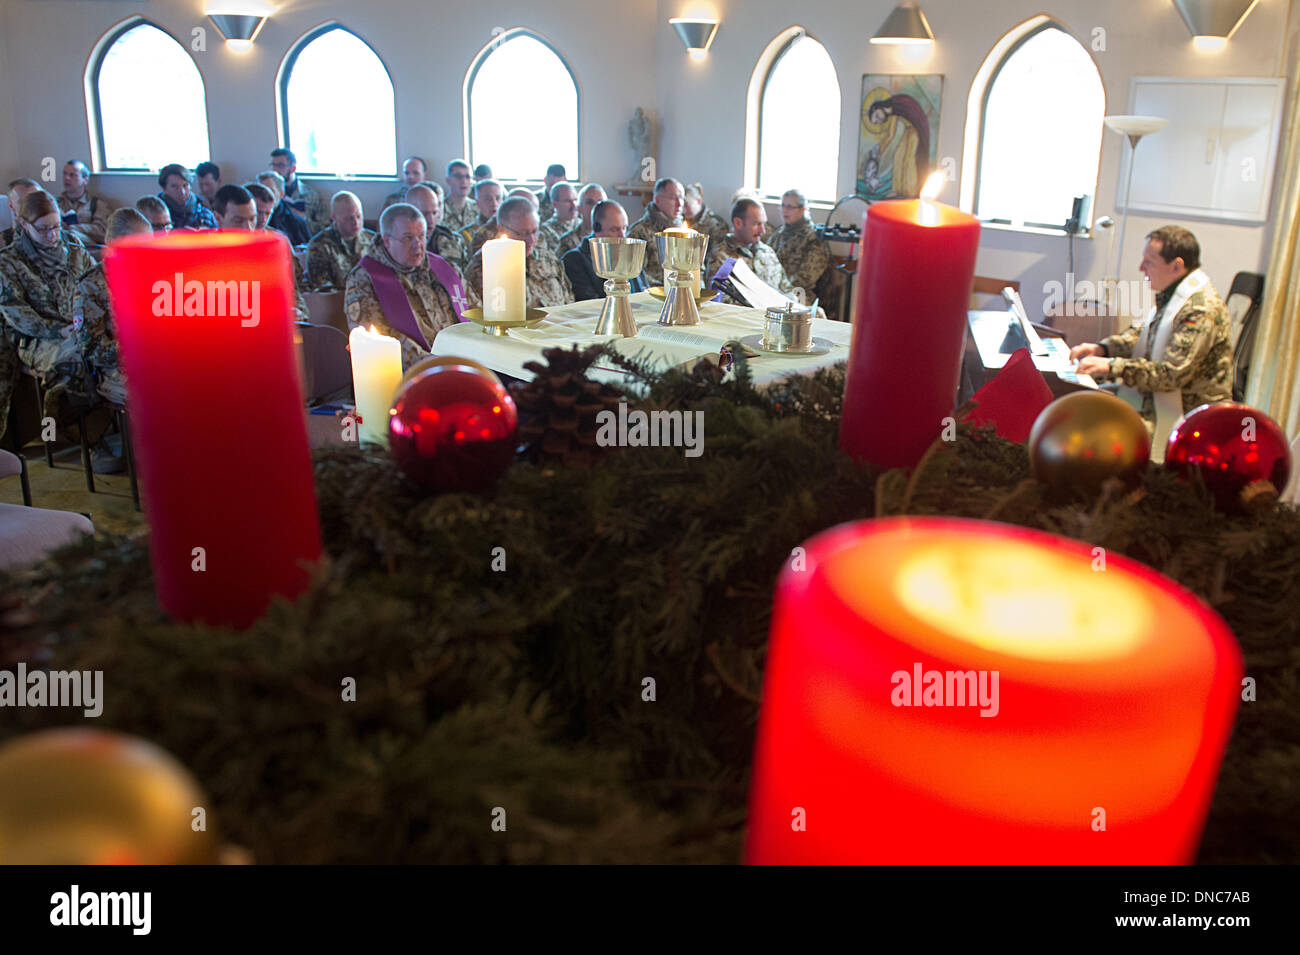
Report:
0,729,216,865
1028,391,1151,493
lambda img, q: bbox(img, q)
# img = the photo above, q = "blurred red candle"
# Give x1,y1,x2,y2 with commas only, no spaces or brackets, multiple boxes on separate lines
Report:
839,178,980,469
103,231,321,628
747,517,1242,864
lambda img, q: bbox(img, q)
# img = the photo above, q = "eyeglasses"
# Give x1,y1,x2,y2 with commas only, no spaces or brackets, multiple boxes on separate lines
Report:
780,204,803,211
25,221,61,237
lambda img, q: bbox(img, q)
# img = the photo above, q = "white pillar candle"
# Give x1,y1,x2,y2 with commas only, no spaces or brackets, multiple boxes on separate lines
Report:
348,325,403,447
482,236,525,322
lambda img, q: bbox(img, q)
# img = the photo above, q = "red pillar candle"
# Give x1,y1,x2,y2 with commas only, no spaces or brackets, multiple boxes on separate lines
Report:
747,517,1242,864
839,186,980,469
103,231,322,628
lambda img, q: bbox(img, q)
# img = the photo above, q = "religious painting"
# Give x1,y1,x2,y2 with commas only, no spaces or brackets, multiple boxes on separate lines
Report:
858,74,943,201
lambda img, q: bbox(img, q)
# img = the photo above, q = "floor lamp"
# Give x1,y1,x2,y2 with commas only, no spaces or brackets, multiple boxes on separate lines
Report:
1103,115,1169,309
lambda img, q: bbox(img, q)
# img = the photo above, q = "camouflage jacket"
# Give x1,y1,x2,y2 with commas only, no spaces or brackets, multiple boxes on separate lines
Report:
1100,276,1233,422
284,177,329,234
536,189,554,223
306,226,376,291
343,238,459,370
540,213,580,251
443,198,479,235
465,244,575,310
626,205,685,287
707,235,795,306
161,192,217,230
75,263,120,372
553,225,583,259
769,217,829,302
428,225,469,276
687,206,729,261
468,217,500,256
58,191,112,246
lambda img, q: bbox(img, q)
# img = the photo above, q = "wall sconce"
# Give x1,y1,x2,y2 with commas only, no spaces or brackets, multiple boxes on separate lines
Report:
208,12,268,52
670,17,720,60
1172,0,1259,51
870,2,935,45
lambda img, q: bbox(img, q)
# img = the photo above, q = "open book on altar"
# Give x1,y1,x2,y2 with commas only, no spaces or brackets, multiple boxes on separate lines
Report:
607,324,760,370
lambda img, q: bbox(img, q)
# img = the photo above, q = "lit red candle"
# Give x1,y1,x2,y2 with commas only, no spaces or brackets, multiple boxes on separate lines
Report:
103,231,321,628
839,176,980,469
747,517,1242,863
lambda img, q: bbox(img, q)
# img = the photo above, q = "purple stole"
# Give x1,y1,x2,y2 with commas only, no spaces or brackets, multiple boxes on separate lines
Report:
360,252,470,350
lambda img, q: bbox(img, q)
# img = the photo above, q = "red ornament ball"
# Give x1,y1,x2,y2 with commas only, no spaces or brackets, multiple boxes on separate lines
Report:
1164,402,1291,512
388,361,518,491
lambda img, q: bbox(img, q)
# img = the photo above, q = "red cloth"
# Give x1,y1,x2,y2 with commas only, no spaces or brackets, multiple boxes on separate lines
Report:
963,347,1053,442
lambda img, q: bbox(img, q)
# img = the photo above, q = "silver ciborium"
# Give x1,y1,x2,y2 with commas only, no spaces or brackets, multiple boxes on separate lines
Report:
590,237,646,337
655,228,709,326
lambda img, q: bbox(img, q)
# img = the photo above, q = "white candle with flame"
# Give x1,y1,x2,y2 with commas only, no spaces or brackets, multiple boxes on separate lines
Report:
348,324,403,447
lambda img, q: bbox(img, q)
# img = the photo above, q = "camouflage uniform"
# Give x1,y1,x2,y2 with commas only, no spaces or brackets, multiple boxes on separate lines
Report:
768,216,830,304
306,226,377,291
626,205,685,287
58,192,112,246
343,238,459,370
536,189,554,223
0,232,97,440
75,263,127,404
706,234,795,306
443,198,479,235
161,192,217,230
284,177,329,235
291,255,310,323
468,217,500,256
687,206,729,261
428,225,469,276
553,225,584,259
1100,277,1233,428
464,245,575,310
540,213,580,251
461,214,492,248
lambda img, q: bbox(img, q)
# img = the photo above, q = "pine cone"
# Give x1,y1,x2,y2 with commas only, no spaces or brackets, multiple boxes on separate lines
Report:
509,345,625,468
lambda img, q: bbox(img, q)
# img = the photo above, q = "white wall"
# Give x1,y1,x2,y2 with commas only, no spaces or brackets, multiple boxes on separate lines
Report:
654,0,1297,318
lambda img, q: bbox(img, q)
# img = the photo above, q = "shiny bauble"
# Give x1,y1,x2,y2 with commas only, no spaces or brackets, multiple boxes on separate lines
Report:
388,360,518,491
0,728,216,864
1165,402,1291,513
1028,391,1151,494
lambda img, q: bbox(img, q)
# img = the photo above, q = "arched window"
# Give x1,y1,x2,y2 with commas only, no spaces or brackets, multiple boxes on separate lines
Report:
465,30,579,183
89,20,210,171
967,21,1105,231
753,31,840,202
279,25,396,177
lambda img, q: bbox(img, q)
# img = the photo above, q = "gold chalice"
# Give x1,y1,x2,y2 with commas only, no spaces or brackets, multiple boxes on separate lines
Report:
655,228,709,326
590,237,646,337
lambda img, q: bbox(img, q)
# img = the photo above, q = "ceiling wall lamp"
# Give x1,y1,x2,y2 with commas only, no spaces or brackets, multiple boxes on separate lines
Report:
870,2,935,46
1171,0,1260,51
670,17,720,60
208,12,269,52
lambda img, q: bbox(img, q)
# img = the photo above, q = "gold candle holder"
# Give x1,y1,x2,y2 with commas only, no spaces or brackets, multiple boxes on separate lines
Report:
590,237,646,337
655,229,709,326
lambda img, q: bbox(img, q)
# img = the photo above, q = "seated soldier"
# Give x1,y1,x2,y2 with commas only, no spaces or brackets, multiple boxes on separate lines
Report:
768,189,830,305
465,196,575,310
470,188,544,256
563,200,647,302
306,191,376,291
76,207,153,407
540,182,580,251
243,182,276,231
383,156,427,210
405,184,468,276
157,163,217,230
195,161,222,211
683,182,728,259
473,163,493,182
461,178,503,245
270,147,328,234
2,178,42,248
554,183,606,259
627,177,686,287
442,160,479,235
0,190,118,470
535,164,567,222
258,170,312,246
213,185,258,230
706,197,795,305
344,203,464,370
58,161,112,246
135,195,172,233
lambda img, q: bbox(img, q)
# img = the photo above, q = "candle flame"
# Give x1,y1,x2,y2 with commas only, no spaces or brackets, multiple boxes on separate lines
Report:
920,171,946,202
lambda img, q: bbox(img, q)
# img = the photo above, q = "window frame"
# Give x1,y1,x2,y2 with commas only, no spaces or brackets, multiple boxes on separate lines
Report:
86,17,211,174
462,27,582,186
970,20,1105,235
277,22,398,180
